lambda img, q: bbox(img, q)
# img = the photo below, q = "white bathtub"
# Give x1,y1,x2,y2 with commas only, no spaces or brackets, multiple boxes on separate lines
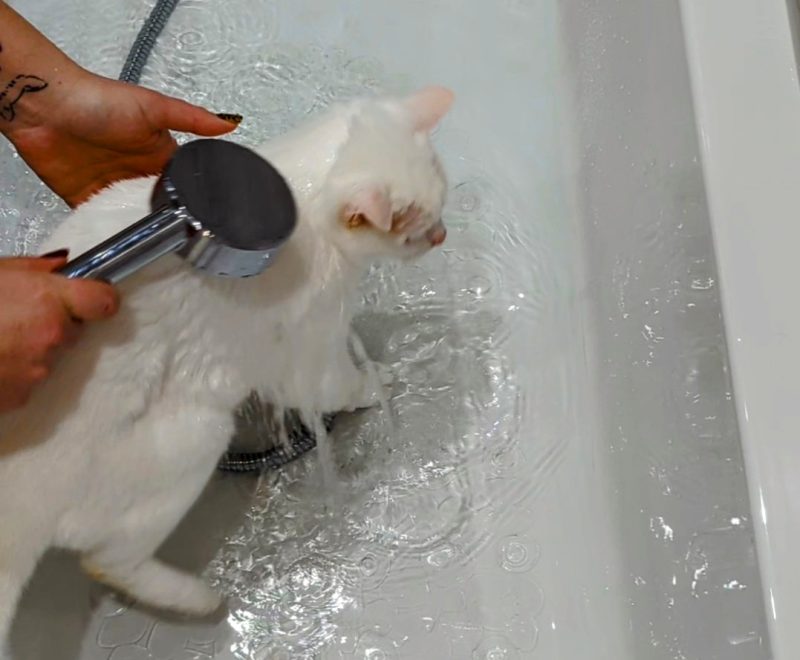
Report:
679,2,800,659
0,0,789,658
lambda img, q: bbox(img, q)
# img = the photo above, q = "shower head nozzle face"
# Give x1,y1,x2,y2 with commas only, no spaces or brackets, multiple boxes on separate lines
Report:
154,139,297,278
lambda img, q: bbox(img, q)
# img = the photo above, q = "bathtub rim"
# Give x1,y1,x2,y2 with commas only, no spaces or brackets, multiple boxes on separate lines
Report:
679,0,800,657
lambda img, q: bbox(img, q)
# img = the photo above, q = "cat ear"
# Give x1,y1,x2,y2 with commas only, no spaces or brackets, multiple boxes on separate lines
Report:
404,86,455,133
343,186,393,233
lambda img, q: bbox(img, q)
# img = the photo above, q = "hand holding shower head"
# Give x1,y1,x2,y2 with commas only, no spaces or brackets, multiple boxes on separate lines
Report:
58,139,296,283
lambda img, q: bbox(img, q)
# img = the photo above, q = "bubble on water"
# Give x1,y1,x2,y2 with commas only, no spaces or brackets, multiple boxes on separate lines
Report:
353,630,399,660
497,535,540,573
427,544,456,568
360,555,378,576
473,636,521,660
467,275,493,298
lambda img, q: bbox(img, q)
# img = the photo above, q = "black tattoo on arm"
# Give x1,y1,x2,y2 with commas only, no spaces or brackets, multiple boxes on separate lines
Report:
0,43,48,122
0,74,48,121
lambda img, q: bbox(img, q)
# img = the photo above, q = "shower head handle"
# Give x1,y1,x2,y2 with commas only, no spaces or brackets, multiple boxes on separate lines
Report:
58,139,297,283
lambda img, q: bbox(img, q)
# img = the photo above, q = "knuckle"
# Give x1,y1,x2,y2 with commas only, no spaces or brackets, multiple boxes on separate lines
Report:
31,289,63,318
29,277,55,302
37,316,66,350
27,290,50,313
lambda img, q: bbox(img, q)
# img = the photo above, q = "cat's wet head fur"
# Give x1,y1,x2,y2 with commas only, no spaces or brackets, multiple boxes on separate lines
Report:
321,86,454,261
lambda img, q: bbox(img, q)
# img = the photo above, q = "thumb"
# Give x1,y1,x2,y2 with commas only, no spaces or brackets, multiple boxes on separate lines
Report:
156,94,242,137
54,278,120,321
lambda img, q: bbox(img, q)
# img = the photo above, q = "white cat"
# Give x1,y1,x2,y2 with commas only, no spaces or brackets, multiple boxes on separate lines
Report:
0,85,453,657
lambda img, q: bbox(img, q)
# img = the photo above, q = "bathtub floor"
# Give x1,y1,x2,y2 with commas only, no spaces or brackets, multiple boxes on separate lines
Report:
4,0,769,658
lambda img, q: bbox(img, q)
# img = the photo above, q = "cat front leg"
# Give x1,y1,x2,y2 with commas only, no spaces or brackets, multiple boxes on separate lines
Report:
344,360,394,411
318,348,393,413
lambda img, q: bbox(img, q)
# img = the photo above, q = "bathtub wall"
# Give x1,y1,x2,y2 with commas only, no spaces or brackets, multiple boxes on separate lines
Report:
557,1,771,658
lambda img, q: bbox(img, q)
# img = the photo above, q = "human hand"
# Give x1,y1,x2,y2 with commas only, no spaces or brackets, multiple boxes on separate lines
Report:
4,66,240,208
0,1,239,206
0,254,119,411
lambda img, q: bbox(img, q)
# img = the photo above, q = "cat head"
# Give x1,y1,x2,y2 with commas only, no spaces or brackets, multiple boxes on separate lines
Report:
322,86,454,261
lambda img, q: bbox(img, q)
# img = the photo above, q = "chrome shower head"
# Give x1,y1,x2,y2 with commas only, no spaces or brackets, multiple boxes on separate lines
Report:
59,139,296,283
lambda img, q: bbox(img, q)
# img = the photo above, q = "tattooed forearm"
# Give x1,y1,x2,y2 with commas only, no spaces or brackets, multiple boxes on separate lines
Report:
0,74,48,121
0,43,48,122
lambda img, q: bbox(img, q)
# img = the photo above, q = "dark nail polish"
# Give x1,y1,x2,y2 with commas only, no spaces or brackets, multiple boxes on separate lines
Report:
40,249,69,259
216,112,243,125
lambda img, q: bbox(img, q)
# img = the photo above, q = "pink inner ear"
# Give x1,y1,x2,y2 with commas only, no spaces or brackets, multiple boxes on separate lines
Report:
345,187,393,232
405,86,455,133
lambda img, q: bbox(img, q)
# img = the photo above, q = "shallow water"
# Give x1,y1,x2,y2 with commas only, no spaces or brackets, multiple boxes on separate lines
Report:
3,0,770,658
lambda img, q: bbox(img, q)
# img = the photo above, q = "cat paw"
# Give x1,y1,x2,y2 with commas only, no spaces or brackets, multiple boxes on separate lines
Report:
170,579,224,617
83,557,224,617
342,364,393,412
371,361,395,388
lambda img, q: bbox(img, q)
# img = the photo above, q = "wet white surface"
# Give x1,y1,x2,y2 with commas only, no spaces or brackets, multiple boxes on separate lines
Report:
2,0,770,658
680,1,800,657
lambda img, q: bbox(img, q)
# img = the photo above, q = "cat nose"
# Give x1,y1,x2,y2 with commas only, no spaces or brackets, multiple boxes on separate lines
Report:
426,221,446,246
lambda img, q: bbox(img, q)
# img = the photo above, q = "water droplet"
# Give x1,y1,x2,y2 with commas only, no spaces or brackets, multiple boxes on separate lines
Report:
690,277,715,291
473,636,521,660
178,29,204,48
453,180,483,214
33,189,57,210
729,631,761,646
360,555,378,575
427,545,455,568
459,191,480,212
650,516,674,542
466,275,493,298
498,535,540,572
723,579,747,591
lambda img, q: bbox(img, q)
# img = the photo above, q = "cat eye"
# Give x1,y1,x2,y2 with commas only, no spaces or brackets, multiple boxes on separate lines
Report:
345,206,425,236
390,205,423,234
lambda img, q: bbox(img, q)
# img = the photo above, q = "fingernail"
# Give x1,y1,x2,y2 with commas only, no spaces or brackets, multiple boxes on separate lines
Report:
215,112,243,125
40,249,69,259
104,292,120,316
